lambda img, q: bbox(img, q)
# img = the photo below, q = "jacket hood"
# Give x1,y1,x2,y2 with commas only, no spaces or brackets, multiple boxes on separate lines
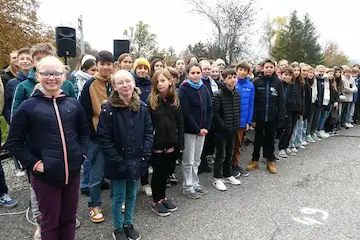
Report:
31,88,67,99
130,69,151,86
107,87,141,112
74,70,93,82
27,68,38,84
17,72,28,81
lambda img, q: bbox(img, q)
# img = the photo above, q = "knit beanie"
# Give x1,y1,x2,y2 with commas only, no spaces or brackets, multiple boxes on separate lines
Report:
133,58,151,73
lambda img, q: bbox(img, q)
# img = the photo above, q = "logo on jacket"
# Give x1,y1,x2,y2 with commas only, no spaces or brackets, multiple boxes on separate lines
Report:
270,87,278,96
243,87,251,91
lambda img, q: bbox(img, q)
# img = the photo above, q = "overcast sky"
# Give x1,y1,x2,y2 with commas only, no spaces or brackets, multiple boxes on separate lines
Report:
38,0,360,60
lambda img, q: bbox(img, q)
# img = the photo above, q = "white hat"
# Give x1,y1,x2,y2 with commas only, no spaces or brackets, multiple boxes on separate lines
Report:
215,58,226,66
81,54,96,66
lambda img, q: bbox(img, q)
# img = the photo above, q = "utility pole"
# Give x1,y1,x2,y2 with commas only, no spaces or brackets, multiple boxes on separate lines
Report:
78,15,85,55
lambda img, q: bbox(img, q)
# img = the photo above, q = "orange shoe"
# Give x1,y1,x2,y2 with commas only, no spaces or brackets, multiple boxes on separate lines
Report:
247,161,259,171
89,207,104,223
267,160,277,174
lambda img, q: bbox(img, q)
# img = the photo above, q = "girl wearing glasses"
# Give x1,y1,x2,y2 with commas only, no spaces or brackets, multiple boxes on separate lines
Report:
6,56,90,240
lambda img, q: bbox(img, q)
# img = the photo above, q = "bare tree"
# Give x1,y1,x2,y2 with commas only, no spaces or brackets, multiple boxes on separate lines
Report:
189,0,257,63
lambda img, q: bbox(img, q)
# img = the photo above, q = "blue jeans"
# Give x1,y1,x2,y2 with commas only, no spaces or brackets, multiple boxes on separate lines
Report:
112,179,138,229
289,118,304,148
88,141,105,208
80,153,91,190
303,120,308,139
318,108,331,131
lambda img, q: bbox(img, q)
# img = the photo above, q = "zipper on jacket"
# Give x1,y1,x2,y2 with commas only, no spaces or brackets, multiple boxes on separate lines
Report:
198,90,203,128
52,98,69,185
265,80,269,122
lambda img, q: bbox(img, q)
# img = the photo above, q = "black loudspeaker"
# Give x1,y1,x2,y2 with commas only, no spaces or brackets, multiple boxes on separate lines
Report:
113,40,130,61
55,27,76,57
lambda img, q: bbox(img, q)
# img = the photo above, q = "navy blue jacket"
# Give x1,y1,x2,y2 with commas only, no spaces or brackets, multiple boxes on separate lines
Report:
4,72,27,124
6,90,90,186
97,90,153,180
253,73,285,127
131,70,152,102
178,81,213,134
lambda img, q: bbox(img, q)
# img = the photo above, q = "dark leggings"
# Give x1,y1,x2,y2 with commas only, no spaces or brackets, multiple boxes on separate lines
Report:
151,152,173,202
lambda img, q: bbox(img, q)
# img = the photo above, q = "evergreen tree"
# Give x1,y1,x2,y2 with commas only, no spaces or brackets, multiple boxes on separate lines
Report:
301,13,323,64
271,11,323,65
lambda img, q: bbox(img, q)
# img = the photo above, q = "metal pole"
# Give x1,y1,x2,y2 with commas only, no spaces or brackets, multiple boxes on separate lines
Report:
78,15,85,55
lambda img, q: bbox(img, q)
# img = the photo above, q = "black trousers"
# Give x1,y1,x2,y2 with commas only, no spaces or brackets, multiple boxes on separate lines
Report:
252,121,277,161
279,112,298,150
307,104,322,135
213,134,235,178
151,152,173,202
0,160,8,196
200,130,215,167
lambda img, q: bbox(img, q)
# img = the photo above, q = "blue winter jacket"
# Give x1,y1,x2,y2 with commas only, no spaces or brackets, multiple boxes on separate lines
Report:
236,77,255,128
6,89,90,186
4,72,27,124
178,81,213,134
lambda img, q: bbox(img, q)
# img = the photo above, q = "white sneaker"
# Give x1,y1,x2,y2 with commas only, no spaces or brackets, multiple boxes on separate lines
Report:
299,145,306,149
213,178,227,191
318,130,330,139
148,166,153,175
278,150,288,158
142,184,152,197
34,226,41,240
301,141,308,146
290,148,298,153
15,170,26,177
286,148,296,156
348,123,354,128
225,176,241,185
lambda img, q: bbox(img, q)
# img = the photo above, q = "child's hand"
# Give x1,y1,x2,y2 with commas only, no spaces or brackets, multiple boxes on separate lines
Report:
200,129,208,135
246,124,250,131
252,122,256,128
334,102,338,108
35,162,44,173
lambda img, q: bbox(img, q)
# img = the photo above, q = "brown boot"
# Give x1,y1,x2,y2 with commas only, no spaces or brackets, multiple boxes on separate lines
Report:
267,160,277,174
246,161,259,171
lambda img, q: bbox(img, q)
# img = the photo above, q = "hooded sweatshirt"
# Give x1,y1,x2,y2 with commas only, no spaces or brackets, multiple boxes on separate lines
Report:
74,70,93,99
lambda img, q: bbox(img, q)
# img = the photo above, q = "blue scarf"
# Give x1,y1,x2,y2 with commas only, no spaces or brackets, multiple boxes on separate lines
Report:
187,79,203,89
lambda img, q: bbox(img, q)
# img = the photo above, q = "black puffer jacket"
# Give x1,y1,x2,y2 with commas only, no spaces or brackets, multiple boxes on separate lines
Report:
6,89,90,186
253,73,285,126
147,95,184,151
212,85,240,135
303,80,312,119
97,89,153,181
284,82,303,114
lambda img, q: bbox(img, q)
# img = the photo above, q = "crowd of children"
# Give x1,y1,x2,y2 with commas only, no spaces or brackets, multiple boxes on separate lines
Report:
0,42,359,240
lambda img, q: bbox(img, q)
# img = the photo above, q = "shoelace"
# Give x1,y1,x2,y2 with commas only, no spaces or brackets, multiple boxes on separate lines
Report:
1,194,11,201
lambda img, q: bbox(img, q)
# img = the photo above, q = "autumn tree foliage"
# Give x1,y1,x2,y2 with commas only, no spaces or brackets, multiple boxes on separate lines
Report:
0,0,54,68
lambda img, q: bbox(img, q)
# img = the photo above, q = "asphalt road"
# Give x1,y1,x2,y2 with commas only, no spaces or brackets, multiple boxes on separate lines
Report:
1,127,360,240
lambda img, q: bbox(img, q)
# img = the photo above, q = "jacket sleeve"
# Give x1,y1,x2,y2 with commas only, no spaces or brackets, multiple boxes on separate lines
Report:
179,88,201,133
212,92,226,131
142,107,153,161
277,81,285,127
6,103,39,169
76,101,90,156
0,79,4,116
10,84,25,122
247,83,255,124
79,81,95,137
252,79,258,122
4,81,14,124
204,89,213,131
96,105,123,163
176,106,184,150
342,78,356,93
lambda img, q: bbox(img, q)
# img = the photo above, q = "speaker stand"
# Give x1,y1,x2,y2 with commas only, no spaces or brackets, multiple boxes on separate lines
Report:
64,56,68,66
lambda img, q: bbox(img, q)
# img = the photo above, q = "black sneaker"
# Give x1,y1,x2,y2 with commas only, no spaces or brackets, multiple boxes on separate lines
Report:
166,178,171,188
169,174,178,184
151,201,170,217
232,169,240,178
194,185,208,195
198,164,212,174
113,228,128,240
124,224,141,240
162,198,178,212
234,165,249,177
101,180,110,190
